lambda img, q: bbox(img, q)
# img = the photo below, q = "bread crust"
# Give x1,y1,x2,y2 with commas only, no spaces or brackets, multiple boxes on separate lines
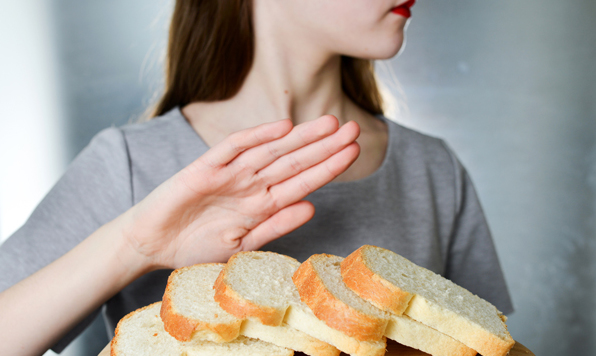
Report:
292,254,388,342
111,302,161,356
160,290,199,341
160,264,242,342
346,245,515,356
406,295,514,356
341,247,413,315
385,314,477,356
213,257,285,326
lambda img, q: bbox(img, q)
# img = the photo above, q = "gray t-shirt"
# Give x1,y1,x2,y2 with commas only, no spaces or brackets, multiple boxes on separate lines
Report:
0,107,514,353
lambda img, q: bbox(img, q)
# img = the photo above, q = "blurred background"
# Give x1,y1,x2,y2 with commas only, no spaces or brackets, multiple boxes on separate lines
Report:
0,0,594,355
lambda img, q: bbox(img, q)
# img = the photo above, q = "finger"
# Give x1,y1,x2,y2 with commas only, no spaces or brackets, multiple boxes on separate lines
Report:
241,200,315,251
268,142,360,207
230,114,340,172
257,120,360,186
198,119,293,167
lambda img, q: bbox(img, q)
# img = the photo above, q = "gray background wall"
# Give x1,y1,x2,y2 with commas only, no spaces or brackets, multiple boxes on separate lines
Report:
1,1,594,355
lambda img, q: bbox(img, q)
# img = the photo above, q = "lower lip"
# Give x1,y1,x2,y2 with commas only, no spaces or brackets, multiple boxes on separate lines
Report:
391,0,415,18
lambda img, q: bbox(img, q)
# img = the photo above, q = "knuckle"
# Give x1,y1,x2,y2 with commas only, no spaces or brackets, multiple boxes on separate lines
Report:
255,169,273,188
287,155,303,173
233,159,252,175
228,140,243,154
226,132,246,153
324,160,338,177
298,177,313,195
321,138,335,156
297,127,310,144
252,128,264,144
267,142,281,159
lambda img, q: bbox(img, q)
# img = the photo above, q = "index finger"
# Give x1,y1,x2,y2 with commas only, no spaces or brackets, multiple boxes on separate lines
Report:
198,119,294,168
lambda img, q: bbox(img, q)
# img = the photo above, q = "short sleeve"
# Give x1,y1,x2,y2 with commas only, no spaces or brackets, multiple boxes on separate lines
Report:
0,127,133,353
441,142,515,315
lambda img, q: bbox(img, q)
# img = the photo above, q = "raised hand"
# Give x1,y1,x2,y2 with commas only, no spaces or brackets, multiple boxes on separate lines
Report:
0,115,359,356
119,115,360,269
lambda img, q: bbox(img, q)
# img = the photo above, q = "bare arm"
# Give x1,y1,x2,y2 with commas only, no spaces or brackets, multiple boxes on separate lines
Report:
0,115,360,356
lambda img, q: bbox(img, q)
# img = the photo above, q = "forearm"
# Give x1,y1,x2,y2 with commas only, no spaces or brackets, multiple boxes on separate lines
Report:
0,213,152,356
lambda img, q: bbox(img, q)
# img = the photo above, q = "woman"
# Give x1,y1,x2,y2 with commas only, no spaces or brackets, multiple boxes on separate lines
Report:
0,0,513,354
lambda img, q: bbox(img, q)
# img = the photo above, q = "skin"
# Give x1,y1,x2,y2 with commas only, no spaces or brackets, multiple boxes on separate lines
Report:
185,0,409,181
0,1,411,354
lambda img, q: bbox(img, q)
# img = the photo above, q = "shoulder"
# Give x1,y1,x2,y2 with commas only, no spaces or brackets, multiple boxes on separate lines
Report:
119,107,187,139
86,107,189,147
88,107,205,173
380,116,460,174
118,107,205,157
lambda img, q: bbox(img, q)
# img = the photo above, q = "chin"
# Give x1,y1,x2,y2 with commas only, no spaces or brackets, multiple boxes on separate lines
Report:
379,36,405,60
350,35,405,61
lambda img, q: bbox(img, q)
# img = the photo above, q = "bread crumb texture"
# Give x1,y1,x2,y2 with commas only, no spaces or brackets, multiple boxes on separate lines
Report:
227,251,302,306
112,302,293,356
362,246,507,338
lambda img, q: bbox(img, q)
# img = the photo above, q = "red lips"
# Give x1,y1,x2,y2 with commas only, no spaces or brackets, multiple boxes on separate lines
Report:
391,0,416,18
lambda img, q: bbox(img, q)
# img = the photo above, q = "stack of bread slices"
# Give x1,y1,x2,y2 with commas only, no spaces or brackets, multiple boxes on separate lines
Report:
111,245,515,356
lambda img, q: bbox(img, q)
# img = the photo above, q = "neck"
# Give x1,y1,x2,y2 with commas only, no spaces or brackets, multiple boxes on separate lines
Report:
183,52,357,133
182,3,369,138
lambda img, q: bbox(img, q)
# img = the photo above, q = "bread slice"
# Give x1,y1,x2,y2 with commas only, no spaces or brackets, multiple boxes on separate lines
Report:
163,259,336,356
111,302,293,356
290,254,388,356
214,251,381,356
161,263,242,342
214,252,298,326
341,245,515,356
293,254,389,341
294,253,475,356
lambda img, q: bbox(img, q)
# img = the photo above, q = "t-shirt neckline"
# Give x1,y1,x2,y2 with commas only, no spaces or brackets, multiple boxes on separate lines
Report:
170,106,392,188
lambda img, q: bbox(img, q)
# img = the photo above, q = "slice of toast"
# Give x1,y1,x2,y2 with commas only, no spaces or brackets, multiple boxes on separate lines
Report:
111,302,293,356
214,251,381,356
341,245,515,356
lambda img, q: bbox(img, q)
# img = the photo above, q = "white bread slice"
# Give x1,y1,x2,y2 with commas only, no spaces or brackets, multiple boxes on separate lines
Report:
210,253,340,356
293,254,389,340
292,254,388,356
161,263,242,342
341,245,514,356
214,251,382,356
214,252,298,326
161,263,334,356
111,302,293,356
294,253,474,356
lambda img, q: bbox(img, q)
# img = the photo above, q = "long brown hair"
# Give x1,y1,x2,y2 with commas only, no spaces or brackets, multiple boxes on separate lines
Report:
151,0,385,118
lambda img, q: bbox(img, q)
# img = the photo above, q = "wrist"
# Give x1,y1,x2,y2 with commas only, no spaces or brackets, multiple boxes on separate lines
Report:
96,211,157,289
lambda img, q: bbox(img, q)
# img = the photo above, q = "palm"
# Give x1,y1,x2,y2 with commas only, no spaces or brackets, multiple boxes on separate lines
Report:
122,115,360,269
